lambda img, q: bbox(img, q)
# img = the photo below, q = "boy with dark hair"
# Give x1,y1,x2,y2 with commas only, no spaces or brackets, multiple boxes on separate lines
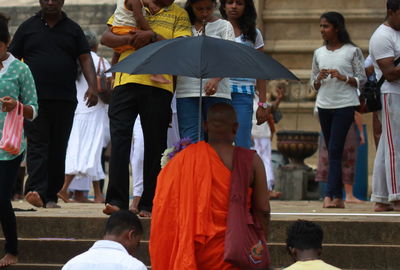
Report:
285,220,340,270
63,210,146,270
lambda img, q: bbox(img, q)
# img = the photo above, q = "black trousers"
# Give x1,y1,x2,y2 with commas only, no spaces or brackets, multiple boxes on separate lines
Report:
24,100,76,204
106,83,172,212
318,106,355,199
0,154,23,256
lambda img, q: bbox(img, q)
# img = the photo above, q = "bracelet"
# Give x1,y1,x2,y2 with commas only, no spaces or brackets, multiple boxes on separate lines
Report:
345,76,349,83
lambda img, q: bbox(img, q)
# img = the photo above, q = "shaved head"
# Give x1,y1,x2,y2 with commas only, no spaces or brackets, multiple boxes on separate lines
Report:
205,103,238,143
207,102,237,124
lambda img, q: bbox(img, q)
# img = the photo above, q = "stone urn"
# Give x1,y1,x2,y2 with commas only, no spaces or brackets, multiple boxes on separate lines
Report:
276,130,319,168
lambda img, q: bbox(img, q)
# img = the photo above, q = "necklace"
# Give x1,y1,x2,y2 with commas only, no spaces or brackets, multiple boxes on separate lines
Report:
194,25,204,36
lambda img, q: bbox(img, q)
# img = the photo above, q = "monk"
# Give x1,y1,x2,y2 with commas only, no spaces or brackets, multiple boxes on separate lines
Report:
149,103,271,270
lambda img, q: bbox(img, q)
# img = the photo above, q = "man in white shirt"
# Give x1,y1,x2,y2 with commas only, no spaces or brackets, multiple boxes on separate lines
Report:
62,210,147,270
369,0,400,212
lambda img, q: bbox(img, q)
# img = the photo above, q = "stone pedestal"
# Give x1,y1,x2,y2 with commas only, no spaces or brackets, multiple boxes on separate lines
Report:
275,166,319,200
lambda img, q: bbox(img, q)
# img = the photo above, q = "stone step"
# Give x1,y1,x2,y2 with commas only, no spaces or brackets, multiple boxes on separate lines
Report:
2,239,400,269
7,263,62,270
3,216,400,245
0,239,150,266
265,40,370,70
263,10,383,42
264,0,386,9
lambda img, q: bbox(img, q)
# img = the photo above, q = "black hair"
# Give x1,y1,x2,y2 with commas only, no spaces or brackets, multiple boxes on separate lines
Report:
320,11,354,46
286,220,323,251
0,13,10,44
219,0,257,43
105,210,143,237
185,0,217,25
387,0,400,11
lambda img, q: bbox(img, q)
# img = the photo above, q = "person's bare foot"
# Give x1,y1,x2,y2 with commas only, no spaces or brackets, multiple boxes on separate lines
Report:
57,190,72,203
345,196,364,204
94,194,105,203
73,191,94,203
103,204,120,215
323,197,335,208
331,198,345,208
139,210,151,217
45,201,61,208
393,201,400,211
150,74,171,84
12,194,24,201
129,196,141,214
374,202,394,212
0,253,18,267
269,190,282,199
25,191,43,208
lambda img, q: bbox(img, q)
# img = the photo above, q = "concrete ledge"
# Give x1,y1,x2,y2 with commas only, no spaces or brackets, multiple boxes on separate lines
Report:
263,9,386,22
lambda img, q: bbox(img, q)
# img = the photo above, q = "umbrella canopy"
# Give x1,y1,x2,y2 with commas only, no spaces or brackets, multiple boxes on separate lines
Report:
108,35,298,81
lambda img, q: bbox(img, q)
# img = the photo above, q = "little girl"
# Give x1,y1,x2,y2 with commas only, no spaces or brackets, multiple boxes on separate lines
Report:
111,0,170,83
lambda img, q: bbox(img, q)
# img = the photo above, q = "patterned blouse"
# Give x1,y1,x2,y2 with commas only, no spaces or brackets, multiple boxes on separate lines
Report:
311,44,367,109
0,54,38,161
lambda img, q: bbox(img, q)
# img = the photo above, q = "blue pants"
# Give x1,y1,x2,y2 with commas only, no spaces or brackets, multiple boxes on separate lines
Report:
177,97,231,142
318,106,355,199
231,93,253,149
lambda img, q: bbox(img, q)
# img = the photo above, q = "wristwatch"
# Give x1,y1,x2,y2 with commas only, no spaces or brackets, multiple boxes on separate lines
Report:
151,31,158,42
258,101,270,109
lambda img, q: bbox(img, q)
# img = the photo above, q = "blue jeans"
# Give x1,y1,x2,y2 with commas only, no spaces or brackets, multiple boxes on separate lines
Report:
231,93,253,149
177,97,231,142
318,106,355,199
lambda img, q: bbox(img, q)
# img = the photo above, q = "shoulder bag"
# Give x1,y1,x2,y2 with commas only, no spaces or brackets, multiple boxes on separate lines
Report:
96,57,113,104
224,147,271,269
359,57,400,113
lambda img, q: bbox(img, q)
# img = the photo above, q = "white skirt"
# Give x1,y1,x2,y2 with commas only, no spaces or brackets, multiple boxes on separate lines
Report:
65,108,109,180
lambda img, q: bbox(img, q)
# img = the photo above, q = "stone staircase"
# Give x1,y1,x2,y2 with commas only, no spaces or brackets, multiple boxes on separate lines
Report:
2,207,400,270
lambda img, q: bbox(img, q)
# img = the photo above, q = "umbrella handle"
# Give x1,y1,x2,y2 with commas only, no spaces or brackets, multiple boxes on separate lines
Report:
198,78,203,142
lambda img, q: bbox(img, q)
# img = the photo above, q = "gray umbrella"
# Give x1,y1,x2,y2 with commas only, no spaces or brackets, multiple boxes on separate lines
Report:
108,35,298,140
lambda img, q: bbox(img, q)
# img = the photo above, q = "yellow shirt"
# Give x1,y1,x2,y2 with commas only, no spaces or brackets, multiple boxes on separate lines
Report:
285,260,341,270
107,4,192,92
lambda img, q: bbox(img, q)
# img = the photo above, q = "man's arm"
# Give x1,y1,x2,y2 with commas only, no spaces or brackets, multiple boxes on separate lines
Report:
8,23,25,59
78,53,98,107
101,26,162,50
251,154,271,241
101,27,135,49
377,57,400,82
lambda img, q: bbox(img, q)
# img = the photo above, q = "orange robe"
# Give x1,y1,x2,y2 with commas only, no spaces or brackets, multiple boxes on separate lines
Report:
150,141,240,270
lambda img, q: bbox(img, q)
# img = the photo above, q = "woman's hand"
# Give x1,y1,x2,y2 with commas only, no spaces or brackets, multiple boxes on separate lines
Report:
317,69,330,81
204,78,221,96
329,69,346,81
0,96,17,112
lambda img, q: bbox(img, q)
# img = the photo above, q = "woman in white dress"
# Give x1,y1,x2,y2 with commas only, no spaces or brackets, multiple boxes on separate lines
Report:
57,30,111,203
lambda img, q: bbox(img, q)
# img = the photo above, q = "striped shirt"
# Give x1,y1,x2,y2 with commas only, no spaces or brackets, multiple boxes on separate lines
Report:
230,29,264,95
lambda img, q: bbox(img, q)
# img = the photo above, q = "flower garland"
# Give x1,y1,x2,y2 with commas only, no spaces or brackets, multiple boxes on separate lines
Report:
160,137,193,168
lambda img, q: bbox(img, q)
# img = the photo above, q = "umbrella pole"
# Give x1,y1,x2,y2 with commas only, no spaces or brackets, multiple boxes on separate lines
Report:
198,78,203,142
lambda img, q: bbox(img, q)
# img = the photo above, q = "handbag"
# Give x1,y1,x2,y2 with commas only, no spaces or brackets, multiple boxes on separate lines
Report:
0,101,24,155
359,57,400,113
224,147,271,269
96,57,113,104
